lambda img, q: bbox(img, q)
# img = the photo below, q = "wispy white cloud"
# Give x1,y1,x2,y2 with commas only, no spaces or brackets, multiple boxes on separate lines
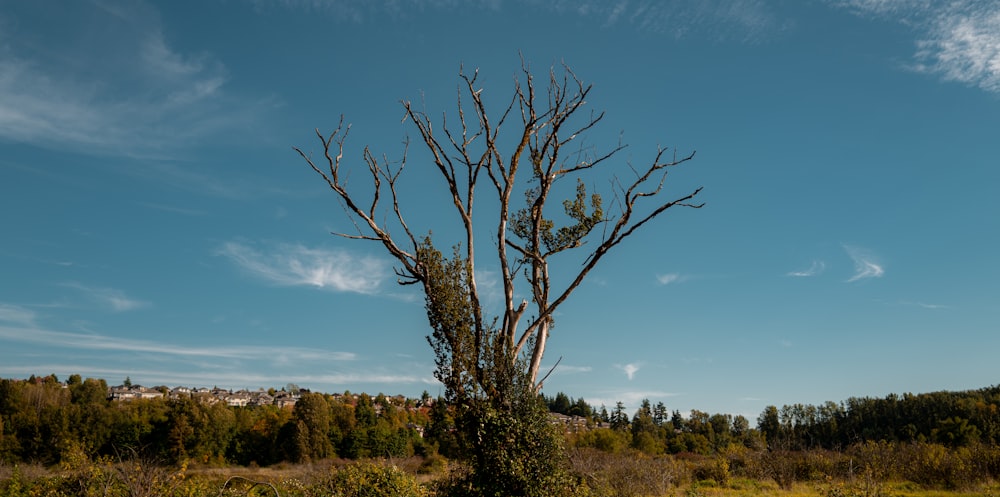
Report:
0,304,36,326
616,362,641,380
843,245,885,282
0,303,422,390
656,273,690,285
268,0,786,42
914,6,1000,93
62,283,149,312
0,2,270,156
787,260,826,277
829,0,1000,94
0,364,427,391
827,0,931,16
304,371,434,385
545,364,593,375
140,32,227,106
542,0,788,41
219,241,387,294
0,324,356,363
897,300,952,310
605,1,628,25
473,267,504,307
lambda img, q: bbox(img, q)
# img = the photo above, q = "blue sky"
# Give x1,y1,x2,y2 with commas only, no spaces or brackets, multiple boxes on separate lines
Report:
2,0,998,419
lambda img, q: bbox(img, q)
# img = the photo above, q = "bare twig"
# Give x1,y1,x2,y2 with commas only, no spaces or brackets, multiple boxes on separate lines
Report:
218,475,280,497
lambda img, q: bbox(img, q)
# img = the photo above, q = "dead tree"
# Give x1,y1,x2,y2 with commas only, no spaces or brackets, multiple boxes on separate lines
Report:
294,59,703,398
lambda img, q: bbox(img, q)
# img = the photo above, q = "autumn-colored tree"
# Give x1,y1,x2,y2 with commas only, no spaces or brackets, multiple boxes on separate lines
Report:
291,392,334,462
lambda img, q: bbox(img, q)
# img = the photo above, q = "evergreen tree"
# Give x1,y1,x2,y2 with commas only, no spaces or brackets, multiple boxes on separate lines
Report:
610,402,630,431
654,401,668,427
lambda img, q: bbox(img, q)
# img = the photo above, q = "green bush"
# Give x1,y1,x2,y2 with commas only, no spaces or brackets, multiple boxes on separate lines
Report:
573,428,630,454
322,461,426,497
0,465,29,497
442,396,577,497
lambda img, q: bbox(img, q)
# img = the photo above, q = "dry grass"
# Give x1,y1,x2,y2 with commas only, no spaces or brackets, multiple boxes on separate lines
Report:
3,456,999,497
182,456,435,484
670,480,1000,497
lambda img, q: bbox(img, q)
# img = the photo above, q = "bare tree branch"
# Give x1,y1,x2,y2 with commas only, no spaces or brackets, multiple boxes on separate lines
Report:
296,59,703,392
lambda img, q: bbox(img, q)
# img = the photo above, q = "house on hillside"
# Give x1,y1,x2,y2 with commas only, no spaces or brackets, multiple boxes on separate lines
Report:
108,384,164,401
273,391,299,408
549,413,590,432
168,386,192,400
225,391,251,407
249,389,274,406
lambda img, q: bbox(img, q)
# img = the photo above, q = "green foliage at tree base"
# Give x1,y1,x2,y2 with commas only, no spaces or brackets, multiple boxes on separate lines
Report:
441,394,577,497
319,461,427,497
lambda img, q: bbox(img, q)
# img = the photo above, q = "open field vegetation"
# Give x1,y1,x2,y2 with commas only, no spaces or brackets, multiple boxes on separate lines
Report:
2,375,1000,496
3,451,1000,496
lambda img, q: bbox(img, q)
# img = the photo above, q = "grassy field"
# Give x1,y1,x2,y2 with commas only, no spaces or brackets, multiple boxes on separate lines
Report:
3,456,998,497
672,479,999,497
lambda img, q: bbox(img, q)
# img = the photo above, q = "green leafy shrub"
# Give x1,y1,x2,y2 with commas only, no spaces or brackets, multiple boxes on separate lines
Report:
321,461,426,497
573,428,630,454
442,395,577,497
0,465,29,497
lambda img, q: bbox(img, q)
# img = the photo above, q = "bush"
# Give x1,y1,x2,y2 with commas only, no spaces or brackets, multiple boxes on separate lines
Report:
568,448,687,497
573,428,630,454
758,450,798,489
899,442,978,489
441,395,577,497
691,456,729,485
321,461,427,497
417,452,448,475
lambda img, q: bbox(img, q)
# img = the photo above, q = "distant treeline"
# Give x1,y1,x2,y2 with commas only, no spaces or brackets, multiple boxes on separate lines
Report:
557,386,1000,458
757,385,1000,450
2,374,999,468
0,375,436,466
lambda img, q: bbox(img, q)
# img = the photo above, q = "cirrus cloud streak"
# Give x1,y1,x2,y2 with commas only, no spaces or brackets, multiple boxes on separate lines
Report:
787,260,826,277
829,0,1000,94
0,1,271,157
219,241,387,294
0,323,356,362
844,244,885,282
